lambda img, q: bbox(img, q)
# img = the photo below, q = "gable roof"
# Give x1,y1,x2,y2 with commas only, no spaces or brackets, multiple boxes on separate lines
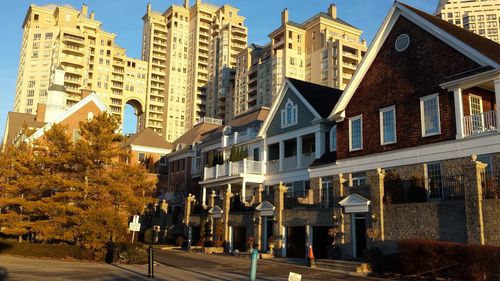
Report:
288,78,343,118
172,121,221,149
3,112,46,146
125,127,172,149
329,1,500,119
259,78,342,137
25,92,109,143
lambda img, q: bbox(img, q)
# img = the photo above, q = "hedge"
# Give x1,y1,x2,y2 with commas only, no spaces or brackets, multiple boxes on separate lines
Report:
398,239,500,281
0,239,94,260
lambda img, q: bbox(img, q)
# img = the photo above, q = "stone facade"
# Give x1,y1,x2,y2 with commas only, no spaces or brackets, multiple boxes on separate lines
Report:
483,200,500,246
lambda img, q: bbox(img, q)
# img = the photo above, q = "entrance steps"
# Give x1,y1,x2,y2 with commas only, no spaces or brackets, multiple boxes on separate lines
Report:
315,259,372,275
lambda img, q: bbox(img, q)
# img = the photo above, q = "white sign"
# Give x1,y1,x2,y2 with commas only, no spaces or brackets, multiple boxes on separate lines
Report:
288,272,302,281
129,215,141,232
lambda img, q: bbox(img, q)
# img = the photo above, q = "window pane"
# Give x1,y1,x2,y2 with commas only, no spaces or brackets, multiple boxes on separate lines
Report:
382,109,396,143
331,126,337,151
424,97,439,134
427,163,442,199
351,118,362,149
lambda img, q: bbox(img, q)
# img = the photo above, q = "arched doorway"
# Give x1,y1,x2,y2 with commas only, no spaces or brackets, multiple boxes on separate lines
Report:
123,99,144,135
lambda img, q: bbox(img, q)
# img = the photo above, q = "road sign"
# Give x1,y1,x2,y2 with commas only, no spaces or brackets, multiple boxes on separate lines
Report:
288,272,302,281
129,215,141,232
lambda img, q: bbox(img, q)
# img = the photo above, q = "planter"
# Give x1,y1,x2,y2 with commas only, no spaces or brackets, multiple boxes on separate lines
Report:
202,247,224,254
327,245,341,259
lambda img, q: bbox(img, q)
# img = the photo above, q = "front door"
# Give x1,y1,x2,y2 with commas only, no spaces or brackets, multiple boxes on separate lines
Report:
286,226,306,258
233,226,247,251
353,214,367,258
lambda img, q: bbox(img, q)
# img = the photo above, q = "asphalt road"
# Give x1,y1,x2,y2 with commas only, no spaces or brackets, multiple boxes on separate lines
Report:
0,250,379,281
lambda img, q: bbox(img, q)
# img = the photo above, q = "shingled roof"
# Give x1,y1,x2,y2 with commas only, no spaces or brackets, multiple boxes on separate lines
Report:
125,127,173,149
171,121,221,149
400,2,500,65
288,78,343,118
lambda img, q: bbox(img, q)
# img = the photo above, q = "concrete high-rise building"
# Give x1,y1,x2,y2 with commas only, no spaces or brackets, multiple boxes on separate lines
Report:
142,1,247,142
14,4,149,130
234,4,367,117
435,0,500,44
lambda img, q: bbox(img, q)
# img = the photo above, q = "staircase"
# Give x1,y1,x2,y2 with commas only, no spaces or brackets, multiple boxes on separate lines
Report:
315,259,372,275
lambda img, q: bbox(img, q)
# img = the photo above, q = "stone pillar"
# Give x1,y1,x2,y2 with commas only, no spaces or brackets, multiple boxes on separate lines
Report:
223,184,232,242
310,177,321,204
464,155,487,245
209,190,216,208
184,194,195,226
256,184,264,204
367,168,385,241
254,214,262,251
274,182,287,253
333,173,347,243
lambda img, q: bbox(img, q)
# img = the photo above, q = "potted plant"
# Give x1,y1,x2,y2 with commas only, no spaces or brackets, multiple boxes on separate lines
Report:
268,236,275,255
327,227,341,259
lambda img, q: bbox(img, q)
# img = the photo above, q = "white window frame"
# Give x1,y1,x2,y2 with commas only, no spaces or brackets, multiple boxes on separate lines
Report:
138,152,146,163
280,99,298,128
349,115,363,151
379,105,397,145
468,94,483,115
330,125,337,152
420,93,441,137
72,129,81,142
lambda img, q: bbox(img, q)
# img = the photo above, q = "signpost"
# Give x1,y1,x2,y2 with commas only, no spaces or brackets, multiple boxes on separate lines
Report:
129,215,141,243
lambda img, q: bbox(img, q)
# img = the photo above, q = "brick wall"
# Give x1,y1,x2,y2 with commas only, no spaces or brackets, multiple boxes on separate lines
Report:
337,16,480,160
462,87,496,116
384,202,467,243
483,200,500,246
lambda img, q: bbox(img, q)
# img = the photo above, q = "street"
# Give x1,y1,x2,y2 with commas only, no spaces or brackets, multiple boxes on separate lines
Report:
0,250,380,281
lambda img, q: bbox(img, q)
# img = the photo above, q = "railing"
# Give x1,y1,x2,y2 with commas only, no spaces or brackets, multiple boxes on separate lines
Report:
463,110,497,136
283,156,297,171
203,159,264,180
301,153,315,168
267,160,279,173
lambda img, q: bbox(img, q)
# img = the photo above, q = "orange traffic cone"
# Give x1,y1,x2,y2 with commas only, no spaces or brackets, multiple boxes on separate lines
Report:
307,244,316,268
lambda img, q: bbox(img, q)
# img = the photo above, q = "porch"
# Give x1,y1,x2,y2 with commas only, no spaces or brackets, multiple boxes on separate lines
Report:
267,133,323,173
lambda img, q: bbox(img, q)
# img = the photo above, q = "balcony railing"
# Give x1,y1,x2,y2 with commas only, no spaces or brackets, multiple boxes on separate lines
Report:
282,156,297,171
267,160,279,173
203,159,264,180
301,153,315,168
463,110,497,136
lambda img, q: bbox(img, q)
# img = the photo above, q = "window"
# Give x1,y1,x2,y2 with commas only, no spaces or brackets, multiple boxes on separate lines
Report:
380,106,396,145
45,32,53,40
138,153,146,162
420,94,441,137
321,177,333,207
351,172,367,187
280,99,298,128
349,115,362,151
72,129,81,142
330,125,337,152
426,162,442,199
477,154,493,174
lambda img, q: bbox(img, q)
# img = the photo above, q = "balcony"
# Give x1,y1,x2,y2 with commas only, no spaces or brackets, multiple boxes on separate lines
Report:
282,156,297,170
203,159,264,181
463,110,497,136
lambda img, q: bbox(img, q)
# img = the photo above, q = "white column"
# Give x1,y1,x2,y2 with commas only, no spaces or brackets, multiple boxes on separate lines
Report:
315,131,325,159
495,79,500,132
296,136,302,168
279,141,284,172
229,226,233,252
453,87,465,139
241,181,247,203
202,187,207,208
306,225,313,257
262,140,268,174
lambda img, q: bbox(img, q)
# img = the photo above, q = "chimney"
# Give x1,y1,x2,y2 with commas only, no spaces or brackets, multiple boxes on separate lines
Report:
81,89,92,99
328,4,336,18
147,2,151,13
281,8,289,25
36,103,46,123
184,0,190,9
90,11,95,20
81,3,88,17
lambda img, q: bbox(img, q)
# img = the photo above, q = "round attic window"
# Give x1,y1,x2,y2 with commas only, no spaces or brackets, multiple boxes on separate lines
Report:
395,34,410,52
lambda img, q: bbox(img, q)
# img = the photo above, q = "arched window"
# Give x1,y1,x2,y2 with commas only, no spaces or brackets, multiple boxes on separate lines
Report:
281,99,298,128
330,125,337,152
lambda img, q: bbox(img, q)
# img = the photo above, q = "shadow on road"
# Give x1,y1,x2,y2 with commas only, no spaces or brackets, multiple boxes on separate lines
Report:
109,263,147,279
0,267,8,281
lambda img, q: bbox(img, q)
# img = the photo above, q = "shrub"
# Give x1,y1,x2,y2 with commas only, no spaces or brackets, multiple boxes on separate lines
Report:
398,239,500,280
143,229,154,245
0,239,94,260
105,242,147,264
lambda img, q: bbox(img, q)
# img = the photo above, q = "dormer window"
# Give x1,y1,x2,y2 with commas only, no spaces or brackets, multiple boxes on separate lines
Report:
281,99,298,128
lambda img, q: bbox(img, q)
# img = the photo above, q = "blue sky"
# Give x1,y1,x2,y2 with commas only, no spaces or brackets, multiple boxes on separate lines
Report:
0,0,437,138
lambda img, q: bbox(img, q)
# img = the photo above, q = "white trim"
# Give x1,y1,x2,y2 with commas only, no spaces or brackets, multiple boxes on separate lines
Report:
420,93,441,137
349,115,363,151
379,105,397,145
130,144,171,155
329,3,499,120
309,131,500,178
25,93,109,143
280,99,298,128
468,94,484,115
